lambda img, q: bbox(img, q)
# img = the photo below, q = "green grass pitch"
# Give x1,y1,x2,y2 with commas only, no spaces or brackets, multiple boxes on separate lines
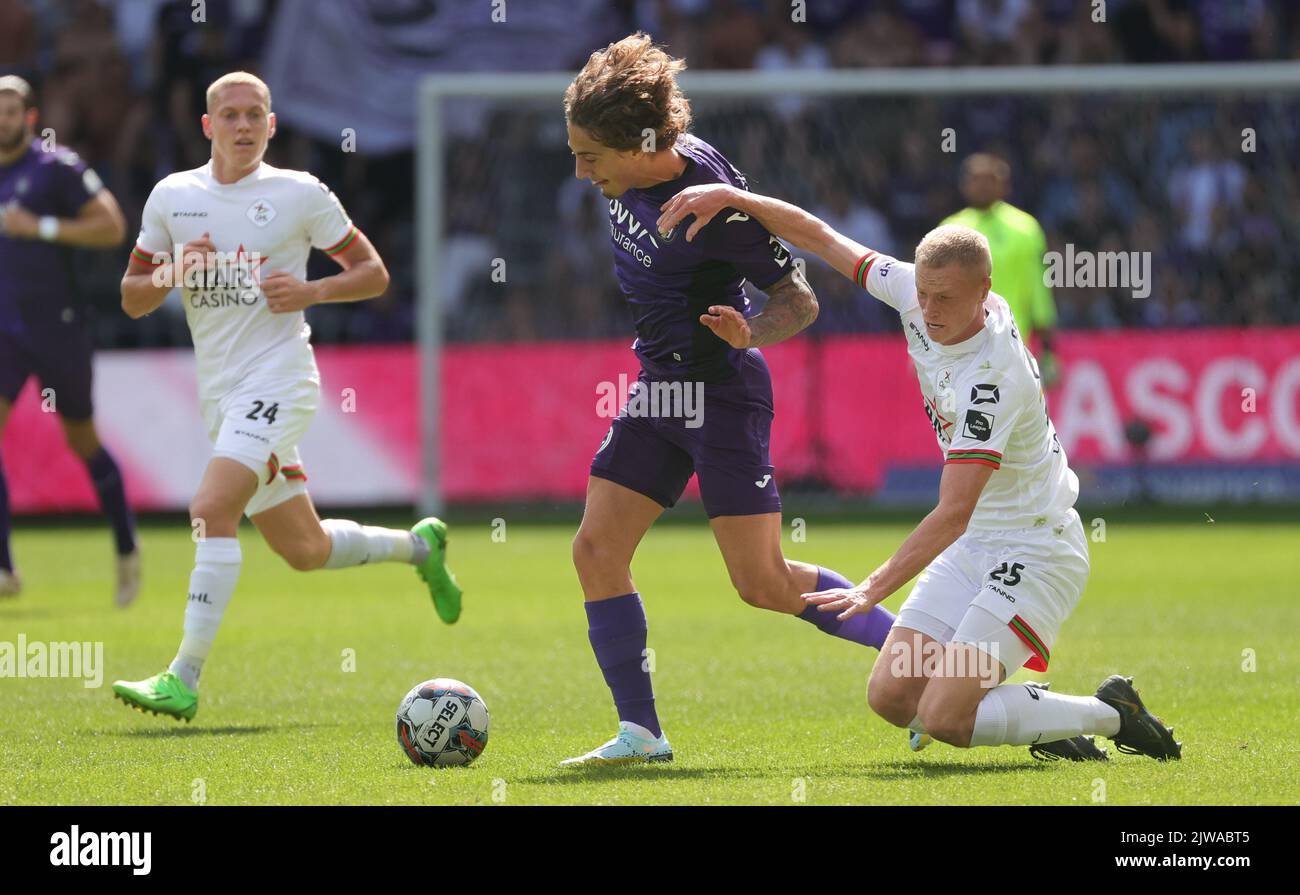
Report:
2,513,1297,805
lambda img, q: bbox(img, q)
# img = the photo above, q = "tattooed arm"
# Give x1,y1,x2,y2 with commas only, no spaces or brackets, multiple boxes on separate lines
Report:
699,265,818,349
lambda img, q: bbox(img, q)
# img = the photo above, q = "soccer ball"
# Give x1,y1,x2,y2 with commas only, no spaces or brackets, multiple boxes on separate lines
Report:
396,678,490,767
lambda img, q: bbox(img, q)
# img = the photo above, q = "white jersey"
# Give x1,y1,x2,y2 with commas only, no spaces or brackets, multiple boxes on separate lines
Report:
133,161,358,402
857,252,1079,530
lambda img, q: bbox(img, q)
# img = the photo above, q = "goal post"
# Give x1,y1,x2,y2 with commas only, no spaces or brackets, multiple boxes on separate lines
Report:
415,62,1300,515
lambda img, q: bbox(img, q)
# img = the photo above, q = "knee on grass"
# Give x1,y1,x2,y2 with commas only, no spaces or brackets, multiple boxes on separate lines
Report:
916,694,976,748
867,675,921,729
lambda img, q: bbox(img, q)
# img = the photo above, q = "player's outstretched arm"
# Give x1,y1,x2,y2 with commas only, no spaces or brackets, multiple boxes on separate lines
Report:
658,184,871,284
802,462,994,619
262,229,390,314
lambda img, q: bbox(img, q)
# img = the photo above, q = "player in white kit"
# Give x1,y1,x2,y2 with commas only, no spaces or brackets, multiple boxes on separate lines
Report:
658,185,1181,762
112,73,462,722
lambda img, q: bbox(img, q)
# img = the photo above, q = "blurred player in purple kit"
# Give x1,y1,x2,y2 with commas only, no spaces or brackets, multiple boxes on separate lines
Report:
0,75,139,605
559,34,896,766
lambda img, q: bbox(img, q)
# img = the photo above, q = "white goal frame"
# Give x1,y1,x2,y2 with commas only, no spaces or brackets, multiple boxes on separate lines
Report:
415,62,1300,514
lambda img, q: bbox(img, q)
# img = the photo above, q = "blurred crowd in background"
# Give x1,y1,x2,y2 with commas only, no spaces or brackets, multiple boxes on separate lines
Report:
2,0,1298,349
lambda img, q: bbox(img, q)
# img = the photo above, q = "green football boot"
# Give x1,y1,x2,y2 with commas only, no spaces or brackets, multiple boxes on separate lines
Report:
112,671,198,722
412,517,463,624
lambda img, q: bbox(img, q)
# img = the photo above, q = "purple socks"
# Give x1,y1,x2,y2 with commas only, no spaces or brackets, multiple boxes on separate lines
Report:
585,592,661,738
799,566,895,650
84,448,136,556
0,449,133,572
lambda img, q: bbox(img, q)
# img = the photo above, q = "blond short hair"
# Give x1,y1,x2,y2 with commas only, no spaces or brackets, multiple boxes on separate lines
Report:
915,224,993,278
206,72,272,113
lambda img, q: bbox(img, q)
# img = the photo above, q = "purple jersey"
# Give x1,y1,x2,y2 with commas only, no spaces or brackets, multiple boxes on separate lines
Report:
607,133,793,382
0,138,101,335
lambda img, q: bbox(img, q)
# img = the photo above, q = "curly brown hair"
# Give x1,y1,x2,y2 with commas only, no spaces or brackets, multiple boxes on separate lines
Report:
564,32,692,153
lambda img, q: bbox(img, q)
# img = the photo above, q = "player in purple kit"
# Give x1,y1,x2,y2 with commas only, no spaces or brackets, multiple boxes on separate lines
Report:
0,76,140,604
559,34,896,766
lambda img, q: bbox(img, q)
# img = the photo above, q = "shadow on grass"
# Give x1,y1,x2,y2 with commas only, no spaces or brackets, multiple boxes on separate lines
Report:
855,758,1055,778
0,607,58,620
514,757,1052,786
99,722,335,738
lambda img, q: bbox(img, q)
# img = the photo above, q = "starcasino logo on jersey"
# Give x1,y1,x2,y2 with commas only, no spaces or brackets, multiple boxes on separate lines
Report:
156,243,268,309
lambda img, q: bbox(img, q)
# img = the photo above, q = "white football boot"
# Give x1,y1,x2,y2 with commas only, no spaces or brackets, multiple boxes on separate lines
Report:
560,721,673,767
0,568,20,597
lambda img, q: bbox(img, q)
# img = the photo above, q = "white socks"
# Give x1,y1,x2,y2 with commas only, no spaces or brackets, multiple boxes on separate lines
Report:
169,537,242,690
165,520,428,686
970,683,1121,747
165,523,429,690
320,519,428,568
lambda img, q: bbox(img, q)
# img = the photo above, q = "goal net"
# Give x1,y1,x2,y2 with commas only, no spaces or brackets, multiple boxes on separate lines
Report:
416,66,1300,514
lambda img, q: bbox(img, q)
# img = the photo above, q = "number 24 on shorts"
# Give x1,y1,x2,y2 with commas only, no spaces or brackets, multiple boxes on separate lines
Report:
245,400,280,424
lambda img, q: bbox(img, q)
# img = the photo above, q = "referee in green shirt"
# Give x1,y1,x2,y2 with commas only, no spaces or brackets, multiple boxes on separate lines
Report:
943,153,1060,386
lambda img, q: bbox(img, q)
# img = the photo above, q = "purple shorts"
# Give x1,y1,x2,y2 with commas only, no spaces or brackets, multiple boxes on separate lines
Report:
590,348,782,518
0,319,95,419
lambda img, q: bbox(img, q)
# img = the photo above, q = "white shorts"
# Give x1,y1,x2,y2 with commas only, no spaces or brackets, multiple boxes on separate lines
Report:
202,378,318,517
894,508,1090,674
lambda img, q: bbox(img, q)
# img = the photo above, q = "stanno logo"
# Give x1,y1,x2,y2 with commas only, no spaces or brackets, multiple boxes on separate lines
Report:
233,429,271,444
50,826,151,875
907,321,931,351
